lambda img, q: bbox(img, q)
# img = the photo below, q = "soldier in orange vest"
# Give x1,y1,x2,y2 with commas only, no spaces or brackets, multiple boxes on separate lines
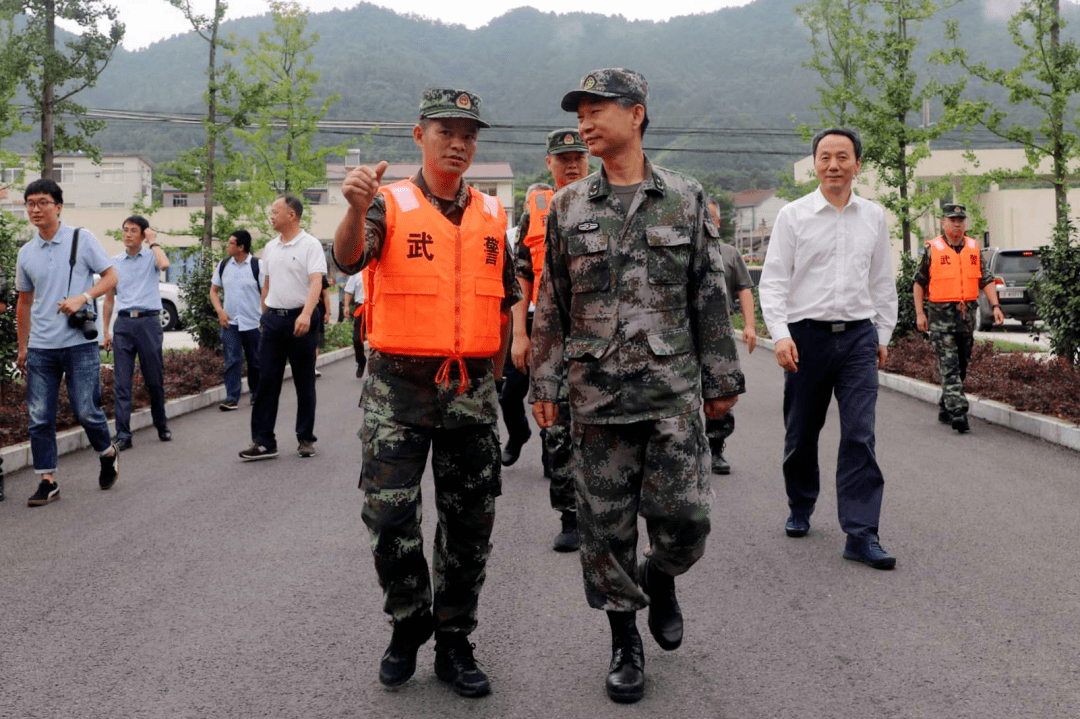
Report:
913,203,1004,433
333,88,522,699
509,129,590,552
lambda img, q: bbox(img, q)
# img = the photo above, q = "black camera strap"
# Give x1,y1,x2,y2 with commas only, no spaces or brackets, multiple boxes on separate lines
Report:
65,227,95,312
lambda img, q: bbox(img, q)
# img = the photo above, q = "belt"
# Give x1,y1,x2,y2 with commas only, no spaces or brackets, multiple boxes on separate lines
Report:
267,307,303,317
117,310,160,318
796,318,872,333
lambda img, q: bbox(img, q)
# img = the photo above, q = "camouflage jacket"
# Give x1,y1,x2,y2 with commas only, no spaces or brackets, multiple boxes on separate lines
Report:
333,171,522,427
914,237,993,333
528,157,745,424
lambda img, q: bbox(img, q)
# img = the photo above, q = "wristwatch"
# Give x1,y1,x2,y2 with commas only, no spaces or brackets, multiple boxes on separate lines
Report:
149,243,161,249
990,304,1001,309
82,292,93,304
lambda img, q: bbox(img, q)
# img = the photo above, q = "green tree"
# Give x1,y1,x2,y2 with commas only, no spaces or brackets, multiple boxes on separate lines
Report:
0,211,20,386
1031,220,1080,364
13,0,124,179
225,0,353,242
178,245,225,351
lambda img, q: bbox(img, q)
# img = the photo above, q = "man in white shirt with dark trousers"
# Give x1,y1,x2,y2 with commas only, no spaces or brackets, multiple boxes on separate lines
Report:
239,194,327,461
758,127,899,570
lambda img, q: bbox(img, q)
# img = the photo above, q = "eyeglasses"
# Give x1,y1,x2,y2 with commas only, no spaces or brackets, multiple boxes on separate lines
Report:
25,200,56,210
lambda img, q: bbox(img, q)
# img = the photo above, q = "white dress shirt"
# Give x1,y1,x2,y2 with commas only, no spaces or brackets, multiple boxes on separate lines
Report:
759,187,898,345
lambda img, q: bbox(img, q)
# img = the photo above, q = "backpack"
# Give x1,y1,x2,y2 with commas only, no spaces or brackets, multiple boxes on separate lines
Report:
218,256,260,286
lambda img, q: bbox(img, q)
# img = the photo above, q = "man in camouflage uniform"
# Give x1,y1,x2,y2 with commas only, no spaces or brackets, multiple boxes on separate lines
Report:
705,197,757,475
913,203,1004,433
511,129,590,552
529,68,745,704
333,88,522,698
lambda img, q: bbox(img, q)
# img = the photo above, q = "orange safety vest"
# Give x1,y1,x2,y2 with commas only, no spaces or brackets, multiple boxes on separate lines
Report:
367,180,507,391
521,189,553,306
928,235,981,302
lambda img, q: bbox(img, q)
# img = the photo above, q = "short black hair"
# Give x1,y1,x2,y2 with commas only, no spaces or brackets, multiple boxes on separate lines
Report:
231,229,252,253
615,96,649,136
24,178,63,205
280,193,303,220
812,127,862,161
123,215,149,234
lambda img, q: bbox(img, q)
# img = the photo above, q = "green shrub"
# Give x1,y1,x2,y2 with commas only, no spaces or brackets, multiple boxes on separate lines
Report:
892,253,919,341
178,245,226,352
1032,219,1080,365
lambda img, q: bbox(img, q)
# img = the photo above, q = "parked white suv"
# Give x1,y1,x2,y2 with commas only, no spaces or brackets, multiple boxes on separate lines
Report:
95,281,186,340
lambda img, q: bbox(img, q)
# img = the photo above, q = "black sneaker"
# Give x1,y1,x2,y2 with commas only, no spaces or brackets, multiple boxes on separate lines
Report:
239,443,278,461
298,441,316,458
99,448,119,490
28,479,60,506
434,633,490,697
219,401,239,411
379,612,434,687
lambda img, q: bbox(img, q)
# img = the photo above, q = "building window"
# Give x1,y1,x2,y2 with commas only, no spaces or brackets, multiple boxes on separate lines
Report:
1,167,20,184
172,194,188,207
99,162,124,182
57,162,74,183
101,202,125,208
303,191,321,205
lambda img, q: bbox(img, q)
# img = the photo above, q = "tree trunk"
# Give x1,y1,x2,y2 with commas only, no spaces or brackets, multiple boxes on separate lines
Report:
202,2,220,249
41,0,56,181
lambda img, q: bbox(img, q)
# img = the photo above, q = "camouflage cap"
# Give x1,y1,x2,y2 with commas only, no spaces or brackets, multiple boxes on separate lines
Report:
560,68,648,112
546,128,588,155
942,203,967,219
419,88,490,129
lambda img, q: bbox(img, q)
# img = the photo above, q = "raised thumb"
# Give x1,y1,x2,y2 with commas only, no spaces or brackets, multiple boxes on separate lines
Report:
373,160,389,181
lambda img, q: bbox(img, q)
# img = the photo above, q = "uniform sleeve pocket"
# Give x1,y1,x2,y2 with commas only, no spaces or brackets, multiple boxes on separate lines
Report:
647,328,693,356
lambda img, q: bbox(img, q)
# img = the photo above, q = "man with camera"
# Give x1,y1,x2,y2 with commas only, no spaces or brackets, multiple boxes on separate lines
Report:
15,178,120,507
102,216,172,450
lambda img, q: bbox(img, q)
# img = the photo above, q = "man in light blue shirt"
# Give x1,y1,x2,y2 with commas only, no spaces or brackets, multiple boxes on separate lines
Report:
103,215,172,450
342,271,366,378
210,229,263,410
15,178,120,506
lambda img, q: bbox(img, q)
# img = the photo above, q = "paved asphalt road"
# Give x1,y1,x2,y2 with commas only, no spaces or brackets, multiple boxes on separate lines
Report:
2,344,1078,719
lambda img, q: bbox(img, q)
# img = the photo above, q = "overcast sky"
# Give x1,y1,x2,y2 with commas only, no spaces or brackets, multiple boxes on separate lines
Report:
85,0,752,51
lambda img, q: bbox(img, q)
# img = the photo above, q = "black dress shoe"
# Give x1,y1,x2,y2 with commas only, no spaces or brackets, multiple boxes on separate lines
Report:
606,612,645,703
785,512,810,537
158,429,172,442
640,558,682,651
113,437,134,452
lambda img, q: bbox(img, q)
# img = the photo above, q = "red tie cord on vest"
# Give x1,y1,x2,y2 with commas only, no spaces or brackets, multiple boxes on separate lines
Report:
435,355,471,395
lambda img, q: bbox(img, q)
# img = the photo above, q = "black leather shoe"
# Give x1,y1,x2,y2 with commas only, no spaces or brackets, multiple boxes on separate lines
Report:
785,512,810,537
500,428,531,466
843,535,897,569
434,632,490,697
640,558,682,651
952,414,970,434
113,437,134,452
158,429,172,442
606,612,645,703
379,611,435,688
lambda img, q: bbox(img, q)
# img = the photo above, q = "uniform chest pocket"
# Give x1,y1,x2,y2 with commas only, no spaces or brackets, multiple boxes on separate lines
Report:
647,226,692,284
566,232,610,293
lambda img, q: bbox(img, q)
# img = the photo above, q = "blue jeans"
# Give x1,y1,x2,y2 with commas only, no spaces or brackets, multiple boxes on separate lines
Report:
221,324,261,404
782,320,885,541
26,343,113,475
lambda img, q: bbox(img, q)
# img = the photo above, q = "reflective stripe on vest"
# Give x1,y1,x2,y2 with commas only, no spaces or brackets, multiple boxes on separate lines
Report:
521,190,553,306
928,235,981,302
368,180,507,368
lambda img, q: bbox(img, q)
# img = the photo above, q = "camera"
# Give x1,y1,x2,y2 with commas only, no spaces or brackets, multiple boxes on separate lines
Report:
67,306,98,340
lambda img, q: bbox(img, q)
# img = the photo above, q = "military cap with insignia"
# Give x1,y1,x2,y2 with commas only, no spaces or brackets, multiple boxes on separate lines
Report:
546,128,588,155
560,68,649,113
942,203,967,219
419,88,490,128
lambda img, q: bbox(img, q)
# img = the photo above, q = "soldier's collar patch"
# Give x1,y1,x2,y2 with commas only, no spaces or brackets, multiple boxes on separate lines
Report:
576,221,600,232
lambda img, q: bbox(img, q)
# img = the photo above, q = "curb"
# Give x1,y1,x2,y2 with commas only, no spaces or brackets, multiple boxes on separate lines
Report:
756,336,1079,452
1,346,355,475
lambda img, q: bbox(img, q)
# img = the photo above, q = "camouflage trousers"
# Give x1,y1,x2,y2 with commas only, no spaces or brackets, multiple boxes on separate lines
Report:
545,380,575,514
929,330,974,417
573,412,711,612
360,411,501,633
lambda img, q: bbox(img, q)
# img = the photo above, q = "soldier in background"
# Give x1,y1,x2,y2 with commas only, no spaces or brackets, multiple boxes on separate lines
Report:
530,68,744,704
511,128,590,552
913,203,1004,433
333,88,521,698
705,197,757,475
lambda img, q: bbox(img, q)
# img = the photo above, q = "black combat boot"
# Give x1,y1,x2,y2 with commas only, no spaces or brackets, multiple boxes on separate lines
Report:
605,611,645,703
434,632,491,697
379,610,434,687
709,439,731,475
641,557,683,651
952,414,970,434
0,457,5,502
553,511,580,552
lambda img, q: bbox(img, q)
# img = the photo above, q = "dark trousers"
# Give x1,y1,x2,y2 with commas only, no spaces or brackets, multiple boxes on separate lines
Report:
782,320,884,541
113,315,167,442
221,324,261,404
251,308,320,449
498,314,531,443
351,307,367,377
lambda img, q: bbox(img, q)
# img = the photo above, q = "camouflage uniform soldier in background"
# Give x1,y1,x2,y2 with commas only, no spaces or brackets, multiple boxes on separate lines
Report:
913,203,1004,433
333,88,522,698
530,68,745,704
512,128,591,553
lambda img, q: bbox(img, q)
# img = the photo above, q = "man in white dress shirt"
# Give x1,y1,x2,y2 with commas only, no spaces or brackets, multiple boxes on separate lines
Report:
758,127,899,569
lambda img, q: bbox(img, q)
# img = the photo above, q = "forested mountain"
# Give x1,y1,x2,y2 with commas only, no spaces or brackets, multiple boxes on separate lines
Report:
6,0,1071,189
